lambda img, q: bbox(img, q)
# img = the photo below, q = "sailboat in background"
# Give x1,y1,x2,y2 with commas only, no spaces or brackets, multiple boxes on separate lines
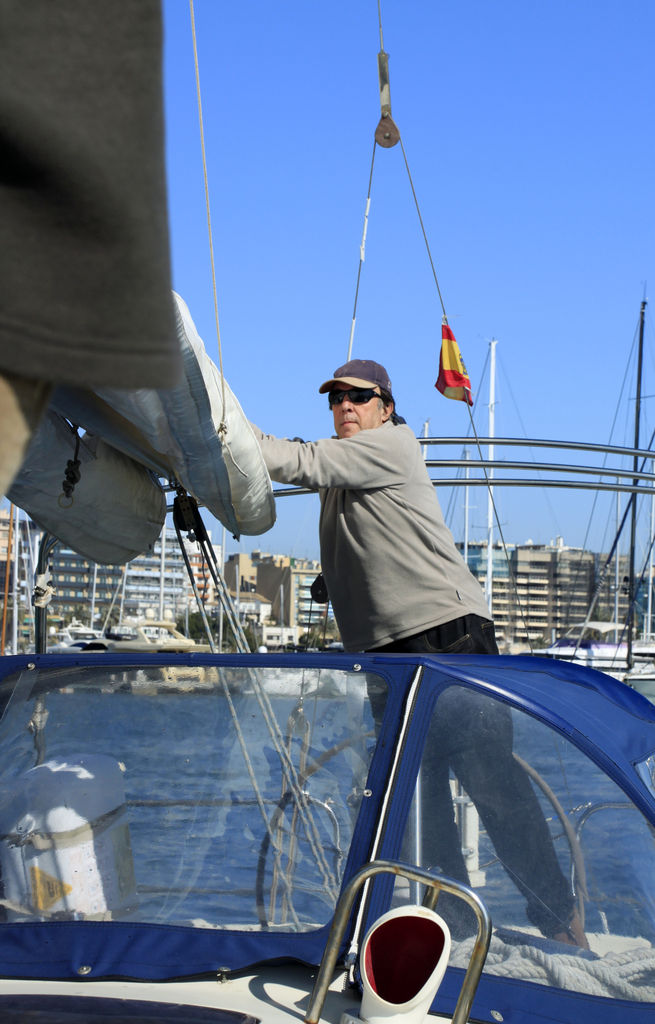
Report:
535,299,655,697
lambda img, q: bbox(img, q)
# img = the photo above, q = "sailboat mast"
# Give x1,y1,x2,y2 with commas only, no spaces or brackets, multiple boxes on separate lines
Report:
627,298,647,669
485,339,496,609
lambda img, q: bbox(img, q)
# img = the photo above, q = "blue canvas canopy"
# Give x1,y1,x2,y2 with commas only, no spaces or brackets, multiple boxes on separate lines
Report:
0,651,653,1024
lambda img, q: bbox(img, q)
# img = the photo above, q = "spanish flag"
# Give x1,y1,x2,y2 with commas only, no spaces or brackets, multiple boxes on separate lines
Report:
435,322,473,405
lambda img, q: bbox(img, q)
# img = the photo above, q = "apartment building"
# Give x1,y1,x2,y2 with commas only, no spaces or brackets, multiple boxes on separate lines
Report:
1,506,645,653
49,547,123,626
462,539,633,651
462,543,513,647
225,551,327,642
9,523,221,628
224,552,258,594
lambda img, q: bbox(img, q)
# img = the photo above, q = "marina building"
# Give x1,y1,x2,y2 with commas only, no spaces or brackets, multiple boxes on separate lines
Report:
462,539,633,652
0,508,646,654
1,522,221,636
225,551,329,644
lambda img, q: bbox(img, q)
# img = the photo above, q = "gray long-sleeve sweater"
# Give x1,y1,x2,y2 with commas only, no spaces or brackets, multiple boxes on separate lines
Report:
252,420,490,651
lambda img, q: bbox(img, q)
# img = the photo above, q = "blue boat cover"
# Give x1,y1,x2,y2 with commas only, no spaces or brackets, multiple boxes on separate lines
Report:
0,651,653,1024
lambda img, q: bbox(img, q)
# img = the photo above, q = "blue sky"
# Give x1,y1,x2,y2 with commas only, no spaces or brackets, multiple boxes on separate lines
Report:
162,0,655,565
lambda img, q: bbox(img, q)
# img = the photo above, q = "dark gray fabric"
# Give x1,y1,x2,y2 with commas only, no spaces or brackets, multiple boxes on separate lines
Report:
0,1,180,388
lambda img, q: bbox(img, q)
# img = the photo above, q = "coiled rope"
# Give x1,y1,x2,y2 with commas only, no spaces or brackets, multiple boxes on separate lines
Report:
451,932,655,1001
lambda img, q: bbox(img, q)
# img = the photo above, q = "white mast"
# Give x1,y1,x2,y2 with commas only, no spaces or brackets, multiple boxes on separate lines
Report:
615,493,620,643
118,564,128,626
485,339,497,609
648,464,655,638
463,448,471,566
89,562,97,629
158,524,167,619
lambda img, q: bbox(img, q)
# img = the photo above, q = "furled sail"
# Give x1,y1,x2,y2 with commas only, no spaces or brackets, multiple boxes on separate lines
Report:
8,413,166,564
9,293,275,563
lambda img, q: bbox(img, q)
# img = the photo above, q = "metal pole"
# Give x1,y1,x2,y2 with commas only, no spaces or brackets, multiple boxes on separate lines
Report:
34,532,59,654
464,448,470,565
89,562,97,629
628,299,646,668
485,339,496,610
118,564,128,626
649,461,655,639
11,505,18,654
614,492,620,643
159,524,167,619
218,526,226,651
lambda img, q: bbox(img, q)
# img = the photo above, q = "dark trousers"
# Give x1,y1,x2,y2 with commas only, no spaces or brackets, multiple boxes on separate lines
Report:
368,614,574,938
371,613,499,656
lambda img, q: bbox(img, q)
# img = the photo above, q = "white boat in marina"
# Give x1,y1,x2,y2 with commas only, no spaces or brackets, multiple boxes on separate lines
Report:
536,622,655,699
45,617,210,655
98,618,211,654
536,620,655,670
47,618,105,653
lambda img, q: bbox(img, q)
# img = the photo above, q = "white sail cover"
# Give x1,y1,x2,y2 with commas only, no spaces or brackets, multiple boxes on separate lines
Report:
50,292,276,539
8,412,166,564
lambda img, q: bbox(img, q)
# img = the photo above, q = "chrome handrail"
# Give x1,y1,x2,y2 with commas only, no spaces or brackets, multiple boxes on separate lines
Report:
304,858,491,1024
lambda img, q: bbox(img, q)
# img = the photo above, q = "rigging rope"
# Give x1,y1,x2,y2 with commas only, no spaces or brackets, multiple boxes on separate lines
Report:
189,0,228,439
346,142,376,361
185,8,341,912
351,4,533,649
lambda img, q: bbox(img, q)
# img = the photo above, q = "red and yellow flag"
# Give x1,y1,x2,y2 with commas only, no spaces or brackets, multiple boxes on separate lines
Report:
435,322,473,405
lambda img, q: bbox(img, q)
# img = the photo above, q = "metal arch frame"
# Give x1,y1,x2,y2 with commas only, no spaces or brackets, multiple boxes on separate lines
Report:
272,436,655,497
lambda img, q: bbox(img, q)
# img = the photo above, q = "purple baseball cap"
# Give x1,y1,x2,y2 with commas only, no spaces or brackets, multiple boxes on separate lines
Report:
318,359,392,394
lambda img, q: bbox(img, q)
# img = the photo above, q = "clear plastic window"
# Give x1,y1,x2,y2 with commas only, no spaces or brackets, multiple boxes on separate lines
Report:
397,684,655,1002
0,663,386,932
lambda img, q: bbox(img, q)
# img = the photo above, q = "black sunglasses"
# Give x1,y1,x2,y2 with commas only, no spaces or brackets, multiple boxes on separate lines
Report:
328,387,380,408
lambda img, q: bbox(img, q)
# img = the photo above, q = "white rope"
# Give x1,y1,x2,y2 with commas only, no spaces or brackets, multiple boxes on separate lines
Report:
346,144,376,361
186,4,339,896
215,670,303,929
246,669,339,899
189,0,228,438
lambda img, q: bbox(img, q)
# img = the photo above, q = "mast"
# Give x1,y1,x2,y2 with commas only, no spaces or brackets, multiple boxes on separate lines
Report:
649,458,655,639
158,523,167,619
11,505,18,654
464,448,471,566
89,562,98,629
485,339,497,609
627,298,647,669
614,493,620,643
218,525,226,651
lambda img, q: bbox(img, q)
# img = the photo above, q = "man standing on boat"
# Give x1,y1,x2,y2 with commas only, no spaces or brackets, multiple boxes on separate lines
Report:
255,359,494,655
253,358,587,947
